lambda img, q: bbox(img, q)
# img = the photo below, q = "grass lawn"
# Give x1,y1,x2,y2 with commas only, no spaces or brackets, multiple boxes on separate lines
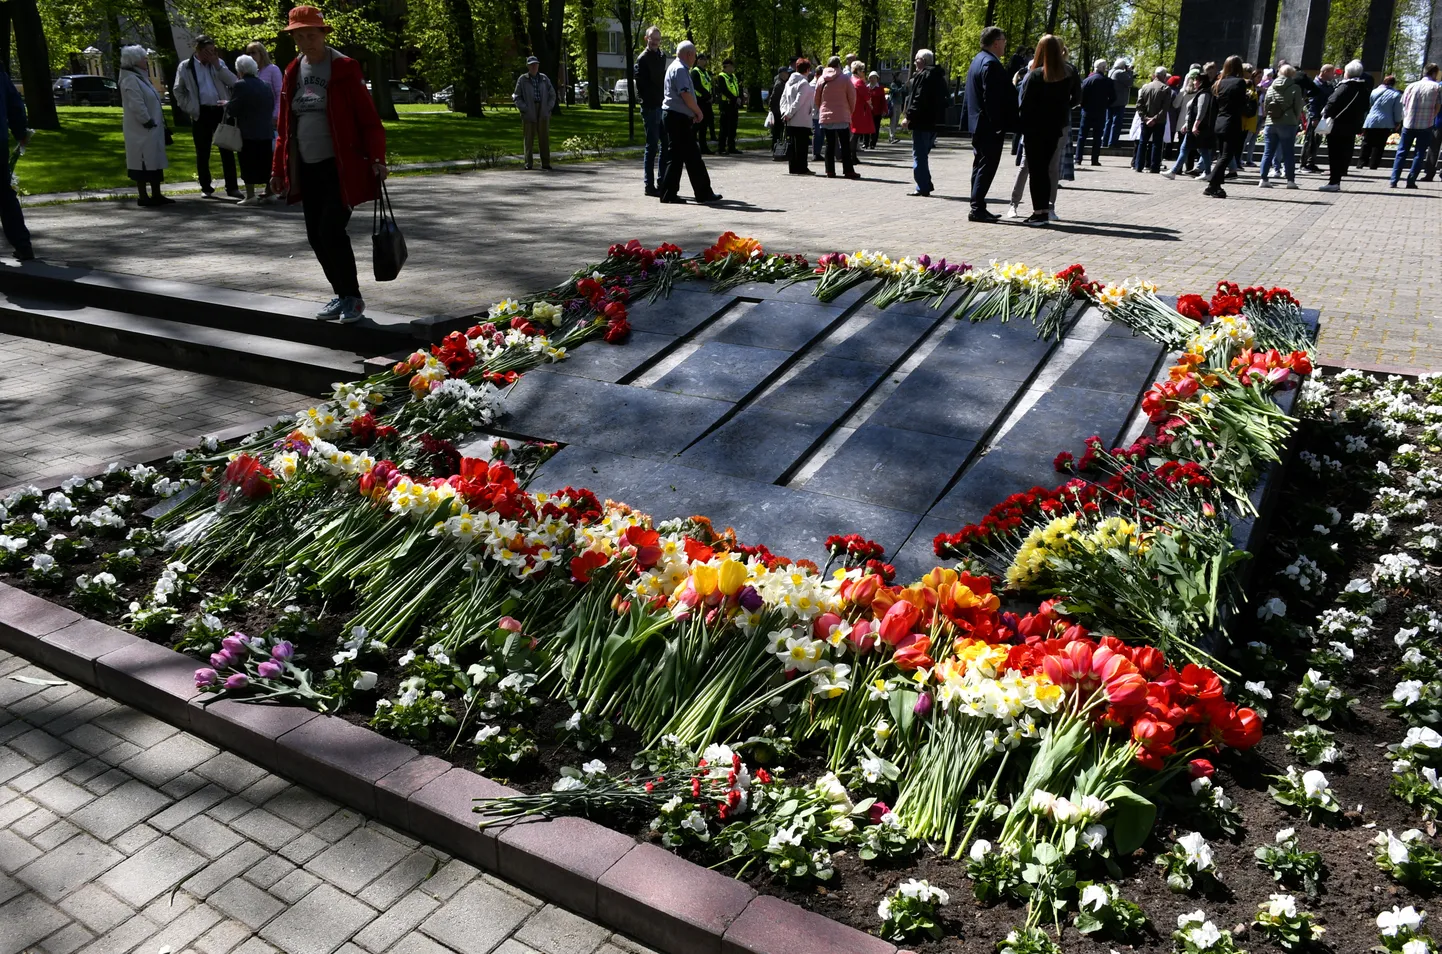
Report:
14,103,770,196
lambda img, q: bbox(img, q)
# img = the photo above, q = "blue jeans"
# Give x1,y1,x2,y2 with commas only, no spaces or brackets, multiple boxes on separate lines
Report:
1132,121,1164,171
1103,104,1126,146
1075,109,1104,163
1258,123,1297,182
1392,127,1434,184
1241,130,1258,164
812,115,823,159
913,130,936,193
1168,132,1195,174
642,106,667,189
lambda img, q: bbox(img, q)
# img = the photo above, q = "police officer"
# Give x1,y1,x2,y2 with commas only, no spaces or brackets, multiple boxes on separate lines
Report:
691,52,715,153
716,57,741,153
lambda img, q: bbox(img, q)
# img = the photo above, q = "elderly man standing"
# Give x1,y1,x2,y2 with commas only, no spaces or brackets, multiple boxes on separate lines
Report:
658,41,722,205
1297,63,1335,172
0,69,32,260
1077,59,1111,165
899,50,947,197
1133,67,1171,173
174,35,239,198
963,27,1009,218
635,26,668,195
513,56,557,170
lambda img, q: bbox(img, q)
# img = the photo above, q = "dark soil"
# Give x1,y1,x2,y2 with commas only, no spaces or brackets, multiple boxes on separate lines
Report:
3,371,1435,953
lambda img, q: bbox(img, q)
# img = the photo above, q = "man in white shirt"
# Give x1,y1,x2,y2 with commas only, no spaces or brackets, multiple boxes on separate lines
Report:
174,35,240,198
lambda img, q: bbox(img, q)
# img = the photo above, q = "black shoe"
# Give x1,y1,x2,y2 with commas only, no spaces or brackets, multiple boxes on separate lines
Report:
1090,160,1101,166
659,196,687,204
200,187,216,197
967,210,995,221
1022,212,1049,226
1225,171,1238,180
542,165,554,170
697,193,724,203
972,208,999,220
137,196,157,207
525,163,534,170
645,186,660,197
1425,174,1436,181
1203,187,1226,198
907,190,932,197
1407,181,1420,189
225,189,244,199
14,248,34,262
155,195,177,205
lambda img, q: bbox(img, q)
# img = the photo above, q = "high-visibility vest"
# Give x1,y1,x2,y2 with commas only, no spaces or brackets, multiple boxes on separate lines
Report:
692,68,713,94
718,72,739,98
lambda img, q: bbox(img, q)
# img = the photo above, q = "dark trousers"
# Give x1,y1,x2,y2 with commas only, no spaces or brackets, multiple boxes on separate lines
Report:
1301,114,1324,167
662,109,713,200
787,128,811,173
1207,129,1243,190
193,104,239,194
1103,104,1126,145
1133,120,1164,171
642,105,668,189
298,159,360,300
696,103,714,151
1360,128,1390,168
718,103,738,151
823,127,855,176
1024,131,1060,212
1327,130,1356,185
1075,109,1104,164
1426,131,1441,178
0,152,31,256
970,126,1005,212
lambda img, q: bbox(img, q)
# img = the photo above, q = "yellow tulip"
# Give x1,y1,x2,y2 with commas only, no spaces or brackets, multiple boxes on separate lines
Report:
692,563,718,597
718,559,747,597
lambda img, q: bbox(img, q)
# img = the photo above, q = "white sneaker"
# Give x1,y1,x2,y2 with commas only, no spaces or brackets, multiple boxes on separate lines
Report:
1006,204,1021,219
1285,180,1299,189
1257,179,1272,188
237,196,261,206
338,297,366,324
1317,183,1340,192
1048,209,1059,221
1162,170,1177,180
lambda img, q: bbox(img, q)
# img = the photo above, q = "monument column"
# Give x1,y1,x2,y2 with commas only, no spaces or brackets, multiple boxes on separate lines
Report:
1361,0,1397,70
1274,0,1331,70
1426,0,1442,68
1174,0,1277,72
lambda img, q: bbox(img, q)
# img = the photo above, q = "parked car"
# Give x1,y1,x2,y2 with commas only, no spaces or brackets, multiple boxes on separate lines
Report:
390,80,430,104
433,85,454,105
53,74,121,106
610,79,633,104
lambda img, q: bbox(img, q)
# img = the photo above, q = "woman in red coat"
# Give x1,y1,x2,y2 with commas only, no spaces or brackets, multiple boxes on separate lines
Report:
867,73,887,148
849,62,875,162
269,5,387,325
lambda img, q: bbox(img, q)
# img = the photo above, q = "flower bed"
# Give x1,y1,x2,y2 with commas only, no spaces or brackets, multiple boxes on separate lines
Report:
21,238,1442,954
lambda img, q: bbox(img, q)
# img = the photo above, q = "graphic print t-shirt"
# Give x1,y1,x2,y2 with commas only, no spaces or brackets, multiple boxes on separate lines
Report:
295,49,337,162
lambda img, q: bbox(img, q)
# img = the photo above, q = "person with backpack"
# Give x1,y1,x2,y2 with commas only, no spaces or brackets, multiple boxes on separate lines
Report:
1317,60,1372,192
1257,63,1306,188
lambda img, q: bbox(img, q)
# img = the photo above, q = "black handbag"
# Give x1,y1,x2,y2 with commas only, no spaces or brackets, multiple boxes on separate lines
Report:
772,137,789,160
371,181,407,282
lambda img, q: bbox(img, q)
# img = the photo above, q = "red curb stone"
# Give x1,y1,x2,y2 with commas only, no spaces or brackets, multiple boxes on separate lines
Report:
407,767,517,871
0,582,84,655
94,639,206,729
722,895,896,954
274,715,419,817
597,843,757,954
374,755,451,831
38,618,140,684
496,815,635,919
188,698,321,767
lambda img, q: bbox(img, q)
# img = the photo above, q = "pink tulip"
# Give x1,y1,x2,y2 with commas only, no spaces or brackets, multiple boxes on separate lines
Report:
271,641,294,661
224,673,249,690
194,668,218,688
210,651,233,670
257,661,282,679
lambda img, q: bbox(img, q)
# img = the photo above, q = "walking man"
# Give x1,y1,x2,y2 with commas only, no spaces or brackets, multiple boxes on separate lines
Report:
716,58,741,153
1077,59,1110,165
964,27,1010,219
1105,58,1133,145
635,26,667,196
0,69,33,261
1392,64,1441,189
691,52,715,153
659,41,722,205
173,35,240,198
513,56,557,170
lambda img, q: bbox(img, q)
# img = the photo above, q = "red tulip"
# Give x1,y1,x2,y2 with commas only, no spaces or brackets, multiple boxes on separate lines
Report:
877,601,922,647
1188,758,1215,779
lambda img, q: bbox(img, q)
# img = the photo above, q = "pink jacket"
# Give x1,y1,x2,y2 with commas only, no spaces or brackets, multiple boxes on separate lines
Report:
850,76,875,134
814,67,856,125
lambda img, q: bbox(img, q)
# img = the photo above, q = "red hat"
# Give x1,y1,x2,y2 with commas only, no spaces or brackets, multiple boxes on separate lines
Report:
282,5,333,31
1167,74,1181,87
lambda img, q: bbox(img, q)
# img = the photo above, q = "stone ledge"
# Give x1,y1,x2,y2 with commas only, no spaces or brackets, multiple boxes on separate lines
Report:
0,584,896,954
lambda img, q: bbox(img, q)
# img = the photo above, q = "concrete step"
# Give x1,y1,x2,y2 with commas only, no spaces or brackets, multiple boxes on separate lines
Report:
0,288,367,394
0,260,468,353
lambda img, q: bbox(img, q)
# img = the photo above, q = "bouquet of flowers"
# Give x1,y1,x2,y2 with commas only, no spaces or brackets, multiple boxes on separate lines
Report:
802,252,873,302
1087,279,1199,348
690,232,811,294
871,255,971,310
951,261,1075,340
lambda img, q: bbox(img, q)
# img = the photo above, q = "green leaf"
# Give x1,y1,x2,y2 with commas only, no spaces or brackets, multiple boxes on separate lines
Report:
1109,783,1157,855
776,798,798,818
1074,912,1103,934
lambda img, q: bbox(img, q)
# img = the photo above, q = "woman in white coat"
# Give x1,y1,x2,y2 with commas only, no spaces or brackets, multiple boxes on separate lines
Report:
779,59,817,176
118,45,171,207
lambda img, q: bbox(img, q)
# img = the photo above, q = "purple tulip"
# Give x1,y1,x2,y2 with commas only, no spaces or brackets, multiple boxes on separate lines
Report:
221,634,246,654
913,692,933,717
210,650,233,670
194,668,218,688
271,640,294,661
257,661,282,679
738,585,763,613
917,254,932,268
224,673,249,690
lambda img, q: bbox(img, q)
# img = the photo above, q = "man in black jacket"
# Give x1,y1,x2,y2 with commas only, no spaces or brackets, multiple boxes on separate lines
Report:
964,26,1010,221
1077,59,1111,166
901,48,949,196
635,26,668,196
716,58,742,153
1296,63,1335,172
692,52,716,153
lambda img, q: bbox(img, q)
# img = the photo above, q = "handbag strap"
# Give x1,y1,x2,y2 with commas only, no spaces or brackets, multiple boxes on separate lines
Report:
373,179,396,235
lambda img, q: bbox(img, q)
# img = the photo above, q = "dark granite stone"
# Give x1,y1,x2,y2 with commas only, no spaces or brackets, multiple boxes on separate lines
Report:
549,331,677,383
714,300,849,353
804,424,977,514
824,311,941,367
625,288,737,338
927,319,1057,380
499,371,730,459
1055,333,1164,395
756,357,889,419
678,407,833,483
530,445,665,500
651,343,791,402
888,515,965,585
727,278,874,310
142,483,200,520
869,365,1026,442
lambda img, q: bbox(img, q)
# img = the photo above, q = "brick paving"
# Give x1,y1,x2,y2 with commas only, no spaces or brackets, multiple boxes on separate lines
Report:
0,334,306,487
13,140,1441,369
0,647,654,954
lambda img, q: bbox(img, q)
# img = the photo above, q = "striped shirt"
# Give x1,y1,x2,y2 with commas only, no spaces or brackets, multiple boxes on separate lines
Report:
1401,76,1442,130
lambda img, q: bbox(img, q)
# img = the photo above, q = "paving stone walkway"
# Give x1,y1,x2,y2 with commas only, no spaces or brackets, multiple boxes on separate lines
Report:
12,140,1441,369
0,334,307,488
0,648,652,954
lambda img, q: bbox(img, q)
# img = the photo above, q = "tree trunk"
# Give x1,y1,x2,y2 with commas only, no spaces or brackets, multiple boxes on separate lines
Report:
11,0,59,129
274,0,298,65
984,0,999,23
369,51,398,120
139,0,184,126
583,0,601,106
733,0,763,109
910,0,929,58
1045,0,1060,35
615,0,636,139
547,0,565,110
444,0,484,115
